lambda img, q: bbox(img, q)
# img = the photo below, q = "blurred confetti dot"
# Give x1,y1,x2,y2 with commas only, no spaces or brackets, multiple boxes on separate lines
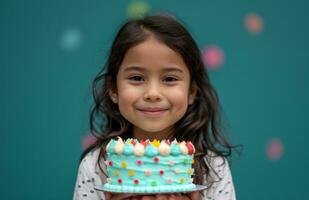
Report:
82,133,97,150
266,138,284,161
127,0,150,19
245,13,263,35
203,45,224,69
60,28,82,51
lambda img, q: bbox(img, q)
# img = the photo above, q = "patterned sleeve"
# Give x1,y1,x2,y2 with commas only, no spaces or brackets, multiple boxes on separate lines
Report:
73,149,106,200
202,155,237,200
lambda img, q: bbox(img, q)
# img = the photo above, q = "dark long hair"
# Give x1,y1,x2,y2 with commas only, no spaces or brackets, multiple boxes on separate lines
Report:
81,14,239,187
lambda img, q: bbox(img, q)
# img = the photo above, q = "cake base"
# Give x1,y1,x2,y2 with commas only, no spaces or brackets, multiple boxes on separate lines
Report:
94,184,208,194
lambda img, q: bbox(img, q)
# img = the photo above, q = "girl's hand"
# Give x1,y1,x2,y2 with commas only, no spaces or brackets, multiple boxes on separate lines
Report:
104,191,200,200
135,191,200,200
104,192,140,200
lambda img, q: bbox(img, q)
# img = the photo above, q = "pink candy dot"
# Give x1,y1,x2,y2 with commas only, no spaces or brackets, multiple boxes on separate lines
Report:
82,133,97,150
266,138,284,161
202,45,224,69
245,13,263,34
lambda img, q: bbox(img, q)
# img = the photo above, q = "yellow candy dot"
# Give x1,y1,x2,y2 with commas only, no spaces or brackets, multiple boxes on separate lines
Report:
191,159,195,164
114,170,119,176
121,162,127,168
174,169,180,174
187,169,192,175
179,178,185,184
128,170,135,176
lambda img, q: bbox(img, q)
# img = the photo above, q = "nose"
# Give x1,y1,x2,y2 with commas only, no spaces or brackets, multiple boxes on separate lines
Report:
143,82,163,102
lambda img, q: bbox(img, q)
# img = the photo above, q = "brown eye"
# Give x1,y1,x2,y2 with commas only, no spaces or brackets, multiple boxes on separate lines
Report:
162,77,178,82
129,76,144,82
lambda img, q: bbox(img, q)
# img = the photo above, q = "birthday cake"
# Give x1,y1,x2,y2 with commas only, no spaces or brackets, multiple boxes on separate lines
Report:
103,137,196,193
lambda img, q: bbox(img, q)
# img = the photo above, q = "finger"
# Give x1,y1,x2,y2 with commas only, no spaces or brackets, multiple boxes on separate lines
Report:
104,192,112,200
186,191,200,200
141,195,157,200
167,194,177,200
155,194,169,200
105,192,137,200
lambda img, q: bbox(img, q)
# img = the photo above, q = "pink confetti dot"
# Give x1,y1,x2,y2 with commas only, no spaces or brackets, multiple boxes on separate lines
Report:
203,45,224,69
82,133,97,150
266,138,284,161
245,13,263,34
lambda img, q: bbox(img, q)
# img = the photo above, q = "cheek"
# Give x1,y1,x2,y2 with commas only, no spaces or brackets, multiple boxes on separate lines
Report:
117,85,141,104
166,88,189,109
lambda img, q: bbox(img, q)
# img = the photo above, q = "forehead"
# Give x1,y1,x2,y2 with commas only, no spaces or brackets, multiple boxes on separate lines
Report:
119,37,189,73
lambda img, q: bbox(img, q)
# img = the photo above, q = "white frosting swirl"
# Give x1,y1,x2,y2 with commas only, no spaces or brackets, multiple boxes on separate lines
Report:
115,137,124,154
179,141,188,155
133,142,145,156
158,141,171,156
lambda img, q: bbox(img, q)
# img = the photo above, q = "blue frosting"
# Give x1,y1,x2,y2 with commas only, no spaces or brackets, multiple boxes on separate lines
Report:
107,139,117,154
145,144,158,157
123,143,134,155
170,143,181,156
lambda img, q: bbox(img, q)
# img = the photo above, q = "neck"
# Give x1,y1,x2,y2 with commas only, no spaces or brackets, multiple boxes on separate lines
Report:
132,126,174,141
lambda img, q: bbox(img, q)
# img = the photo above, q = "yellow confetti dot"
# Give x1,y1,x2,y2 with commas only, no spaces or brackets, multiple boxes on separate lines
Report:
179,178,185,184
128,170,135,176
187,169,192,175
114,170,119,176
174,169,180,174
121,162,127,168
192,159,195,164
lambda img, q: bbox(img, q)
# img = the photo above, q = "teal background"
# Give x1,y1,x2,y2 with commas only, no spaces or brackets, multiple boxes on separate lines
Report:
1,0,308,199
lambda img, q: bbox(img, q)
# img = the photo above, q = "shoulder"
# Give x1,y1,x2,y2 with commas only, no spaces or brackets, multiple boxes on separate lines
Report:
79,148,102,174
201,150,237,199
73,148,107,200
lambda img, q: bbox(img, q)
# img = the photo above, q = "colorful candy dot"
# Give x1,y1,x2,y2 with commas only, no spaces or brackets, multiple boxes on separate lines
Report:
108,161,113,166
187,169,193,175
114,170,119,176
151,181,157,186
134,179,139,185
179,178,185,184
117,179,122,184
128,170,135,176
167,179,173,184
154,157,159,163
136,160,142,165
192,159,195,164
174,169,180,174
169,161,174,166
145,170,151,176
159,170,164,175
121,162,127,168
184,159,189,164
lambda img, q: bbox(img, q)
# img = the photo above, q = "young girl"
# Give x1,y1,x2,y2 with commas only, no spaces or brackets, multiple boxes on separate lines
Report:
73,14,237,200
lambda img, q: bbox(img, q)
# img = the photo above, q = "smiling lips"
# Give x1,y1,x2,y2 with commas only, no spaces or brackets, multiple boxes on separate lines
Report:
137,107,168,116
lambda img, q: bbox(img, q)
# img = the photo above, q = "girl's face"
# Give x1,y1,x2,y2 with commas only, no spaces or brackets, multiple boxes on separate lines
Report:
110,37,196,140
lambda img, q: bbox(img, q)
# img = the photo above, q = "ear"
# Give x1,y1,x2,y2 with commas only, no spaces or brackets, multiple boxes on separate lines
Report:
108,89,118,104
188,83,197,105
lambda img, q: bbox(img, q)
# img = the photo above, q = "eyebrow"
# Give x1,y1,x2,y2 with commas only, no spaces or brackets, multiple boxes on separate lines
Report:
123,66,184,74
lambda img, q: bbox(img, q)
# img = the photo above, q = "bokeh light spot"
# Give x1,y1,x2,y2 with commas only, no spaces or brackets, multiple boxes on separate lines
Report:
60,28,82,51
127,0,151,19
266,137,284,161
202,45,224,69
82,133,97,150
245,13,263,35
